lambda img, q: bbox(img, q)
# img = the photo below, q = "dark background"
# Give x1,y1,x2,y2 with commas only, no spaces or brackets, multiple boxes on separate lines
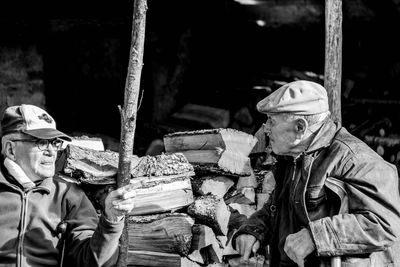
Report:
1,0,400,157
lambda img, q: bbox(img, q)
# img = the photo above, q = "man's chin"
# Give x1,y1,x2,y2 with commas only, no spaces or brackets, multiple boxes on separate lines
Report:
38,170,55,179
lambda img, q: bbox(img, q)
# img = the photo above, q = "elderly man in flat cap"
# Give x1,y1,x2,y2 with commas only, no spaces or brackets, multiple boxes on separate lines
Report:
233,80,400,267
0,104,137,267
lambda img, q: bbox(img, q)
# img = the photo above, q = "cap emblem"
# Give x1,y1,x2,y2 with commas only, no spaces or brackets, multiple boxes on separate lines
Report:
38,113,53,124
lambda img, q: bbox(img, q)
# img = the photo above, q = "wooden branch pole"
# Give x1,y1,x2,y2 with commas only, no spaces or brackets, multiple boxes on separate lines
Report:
325,1,342,266
324,0,343,123
116,0,147,266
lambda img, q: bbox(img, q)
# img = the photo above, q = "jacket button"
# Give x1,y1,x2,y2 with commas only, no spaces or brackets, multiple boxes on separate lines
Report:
57,222,68,234
270,205,276,212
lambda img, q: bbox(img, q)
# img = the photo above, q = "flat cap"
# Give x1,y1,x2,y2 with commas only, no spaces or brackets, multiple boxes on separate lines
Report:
256,80,329,115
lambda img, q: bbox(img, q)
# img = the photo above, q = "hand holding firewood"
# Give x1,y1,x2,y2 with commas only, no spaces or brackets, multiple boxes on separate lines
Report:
104,184,137,222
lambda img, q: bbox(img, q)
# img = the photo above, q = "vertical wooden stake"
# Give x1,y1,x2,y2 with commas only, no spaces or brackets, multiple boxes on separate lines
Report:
324,0,343,123
325,0,343,264
116,0,147,266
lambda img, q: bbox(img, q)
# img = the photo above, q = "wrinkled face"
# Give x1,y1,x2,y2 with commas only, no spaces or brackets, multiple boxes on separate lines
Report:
263,114,299,156
13,138,58,181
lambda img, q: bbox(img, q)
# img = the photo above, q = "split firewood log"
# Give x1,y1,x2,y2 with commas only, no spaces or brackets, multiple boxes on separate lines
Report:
225,188,255,205
256,193,269,211
56,144,194,184
191,175,235,199
261,170,276,194
56,144,119,184
218,232,238,257
127,251,205,267
128,174,194,216
236,169,257,189
127,250,181,267
188,224,224,264
187,195,231,236
206,263,229,267
227,255,267,267
128,213,194,256
130,153,194,178
251,126,267,155
180,257,203,267
164,128,257,176
62,135,105,151
228,203,256,218
256,170,276,209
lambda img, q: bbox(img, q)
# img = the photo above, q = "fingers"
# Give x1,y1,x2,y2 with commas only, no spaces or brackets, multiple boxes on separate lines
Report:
104,184,138,216
108,184,137,200
235,234,257,263
284,228,315,266
121,189,137,199
112,198,135,208
111,202,134,213
284,235,297,264
252,240,260,254
242,244,252,262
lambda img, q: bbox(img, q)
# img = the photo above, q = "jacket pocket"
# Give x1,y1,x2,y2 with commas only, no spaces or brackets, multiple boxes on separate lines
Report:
325,177,349,214
305,186,326,210
342,256,371,267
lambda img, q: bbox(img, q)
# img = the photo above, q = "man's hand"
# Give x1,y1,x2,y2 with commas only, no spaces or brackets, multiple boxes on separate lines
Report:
284,228,316,267
235,234,260,264
104,184,137,222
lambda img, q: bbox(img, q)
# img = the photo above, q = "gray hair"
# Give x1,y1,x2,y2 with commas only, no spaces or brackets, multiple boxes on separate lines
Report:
1,133,25,156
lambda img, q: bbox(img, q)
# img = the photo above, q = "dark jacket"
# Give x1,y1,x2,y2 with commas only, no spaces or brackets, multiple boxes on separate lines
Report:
234,119,400,267
0,164,124,267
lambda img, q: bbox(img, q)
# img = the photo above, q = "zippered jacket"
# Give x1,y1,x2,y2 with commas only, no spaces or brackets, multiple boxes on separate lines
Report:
233,119,400,267
0,164,124,267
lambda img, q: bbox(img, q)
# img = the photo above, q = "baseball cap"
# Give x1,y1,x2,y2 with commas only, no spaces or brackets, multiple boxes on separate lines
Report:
256,80,329,115
1,104,72,141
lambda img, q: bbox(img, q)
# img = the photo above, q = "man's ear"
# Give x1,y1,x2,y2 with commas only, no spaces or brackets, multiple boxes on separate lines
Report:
4,141,17,161
295,118,308,138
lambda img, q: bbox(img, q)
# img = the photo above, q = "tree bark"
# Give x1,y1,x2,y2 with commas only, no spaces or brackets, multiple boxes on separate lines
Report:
324,0,342,123
116,0,147,266
324,3,343,267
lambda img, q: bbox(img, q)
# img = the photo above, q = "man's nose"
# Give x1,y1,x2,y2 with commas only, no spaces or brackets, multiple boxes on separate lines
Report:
263,122,272,135
43,145,58,156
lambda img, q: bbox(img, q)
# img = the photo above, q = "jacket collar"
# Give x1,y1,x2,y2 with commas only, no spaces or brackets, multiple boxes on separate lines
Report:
304,118,340,155
274,118,340,162
0,157,52,194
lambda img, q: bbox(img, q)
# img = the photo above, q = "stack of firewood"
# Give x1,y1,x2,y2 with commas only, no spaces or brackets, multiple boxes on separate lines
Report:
164,128,273,267
55,128,275,267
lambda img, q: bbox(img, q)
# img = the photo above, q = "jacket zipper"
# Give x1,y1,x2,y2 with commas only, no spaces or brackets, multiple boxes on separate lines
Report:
18,191,29,267
291,159,300,204
302,157,315,223
291,159,297,181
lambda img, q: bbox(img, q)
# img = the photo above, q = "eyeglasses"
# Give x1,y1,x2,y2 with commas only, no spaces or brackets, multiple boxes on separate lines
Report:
11,138,64,151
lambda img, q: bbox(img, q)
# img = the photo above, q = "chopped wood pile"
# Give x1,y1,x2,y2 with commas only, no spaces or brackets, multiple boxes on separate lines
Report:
164,128,257,176
56,128,275,267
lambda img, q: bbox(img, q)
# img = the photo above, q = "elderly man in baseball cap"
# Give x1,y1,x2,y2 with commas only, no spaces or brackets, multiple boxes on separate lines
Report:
0,104,137,267
233,80,400,267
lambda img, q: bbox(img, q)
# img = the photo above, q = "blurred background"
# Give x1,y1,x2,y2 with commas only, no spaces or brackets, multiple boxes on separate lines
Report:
1,0,400,163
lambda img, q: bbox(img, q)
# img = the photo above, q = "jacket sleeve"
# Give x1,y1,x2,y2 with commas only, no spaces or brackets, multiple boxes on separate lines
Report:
309,153,400,257
64,184,124,267
232,194,274,249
